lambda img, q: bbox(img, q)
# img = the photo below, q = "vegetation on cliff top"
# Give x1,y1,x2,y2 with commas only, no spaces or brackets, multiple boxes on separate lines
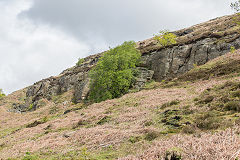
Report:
153,30,177,47
76,58,85,66
0,89,5,98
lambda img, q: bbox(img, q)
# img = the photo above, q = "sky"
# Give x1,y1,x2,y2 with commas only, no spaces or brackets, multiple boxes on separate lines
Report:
0,0,234,94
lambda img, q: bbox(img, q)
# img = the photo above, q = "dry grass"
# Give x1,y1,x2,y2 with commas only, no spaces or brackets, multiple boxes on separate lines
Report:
120,127,240,160
0,77,232,159
0,85,192,159
1,50,240,159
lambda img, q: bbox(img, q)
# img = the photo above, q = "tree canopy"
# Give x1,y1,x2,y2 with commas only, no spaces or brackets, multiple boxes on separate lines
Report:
88,41,141,103
154,30,177,47
0,89,5,98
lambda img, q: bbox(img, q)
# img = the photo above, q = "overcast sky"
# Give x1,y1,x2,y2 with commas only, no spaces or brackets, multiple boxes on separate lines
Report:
0,0,234,94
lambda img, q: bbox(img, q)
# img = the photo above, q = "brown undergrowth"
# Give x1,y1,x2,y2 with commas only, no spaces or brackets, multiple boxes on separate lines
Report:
1,52,240,159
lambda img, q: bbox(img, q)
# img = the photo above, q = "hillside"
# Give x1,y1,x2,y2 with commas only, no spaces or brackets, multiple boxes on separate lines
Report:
1,14,240,159
12,13,240,113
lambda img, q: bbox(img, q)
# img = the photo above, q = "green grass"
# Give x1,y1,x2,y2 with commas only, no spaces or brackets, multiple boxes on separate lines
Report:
161,100,180,109
97,116,112,125
0,127,21,138
9,141,147,160
143,80,160,90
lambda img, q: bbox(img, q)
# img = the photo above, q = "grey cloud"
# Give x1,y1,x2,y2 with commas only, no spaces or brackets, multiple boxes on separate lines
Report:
0,0,235,94
22,0,233,47
0,0,92,94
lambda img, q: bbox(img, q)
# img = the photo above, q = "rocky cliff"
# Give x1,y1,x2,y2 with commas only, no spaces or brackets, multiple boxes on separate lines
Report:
13,13,240,112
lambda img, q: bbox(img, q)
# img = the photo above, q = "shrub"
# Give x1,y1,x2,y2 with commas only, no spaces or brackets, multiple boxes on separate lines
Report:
76,58,84,66
182,125,195,134
26,117,48,128
193,97,199,102
165,148,182,160
144,120,153,126
129,136,142,143
193,63,198,68
97,116,111,125
143,80,159,89
22,152,39,160
79,147,91,160
0,89,5,98
231,90,240,98
144,131,159,141
72,119,88,129
88,41,141,102
224,101,240,111
28,104,34,111
194,112,222,130
231,46,237,53
200,95,214,104
170,100,180,106
154,30,177,47
161,100,180,109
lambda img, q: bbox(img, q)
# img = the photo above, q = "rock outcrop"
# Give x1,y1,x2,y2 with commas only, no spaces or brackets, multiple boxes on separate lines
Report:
23,53,102,110
137,14,240,81
12,13,240,112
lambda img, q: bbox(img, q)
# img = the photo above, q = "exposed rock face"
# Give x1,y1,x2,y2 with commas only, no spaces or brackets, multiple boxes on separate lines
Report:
141,36,240,81
13,14,240,112
23,53,102,110
134,67,154,90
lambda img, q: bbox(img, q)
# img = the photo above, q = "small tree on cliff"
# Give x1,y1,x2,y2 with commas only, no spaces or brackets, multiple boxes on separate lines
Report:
154,30,177,47
0,89,5,98
89,41,141,103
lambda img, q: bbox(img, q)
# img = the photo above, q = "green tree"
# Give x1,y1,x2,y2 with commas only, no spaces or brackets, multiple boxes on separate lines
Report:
154,30,177,47
88,41,141,102
76,58,84,66
0,89,5,98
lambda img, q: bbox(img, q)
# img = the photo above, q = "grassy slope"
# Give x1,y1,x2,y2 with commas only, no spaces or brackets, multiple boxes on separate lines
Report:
1,51,240,159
